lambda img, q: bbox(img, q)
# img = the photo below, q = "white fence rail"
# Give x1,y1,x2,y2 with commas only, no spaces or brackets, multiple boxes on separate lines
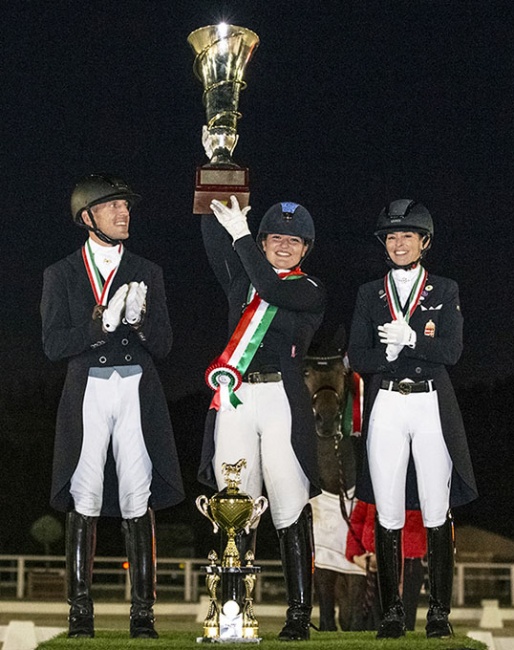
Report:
0,555,512,606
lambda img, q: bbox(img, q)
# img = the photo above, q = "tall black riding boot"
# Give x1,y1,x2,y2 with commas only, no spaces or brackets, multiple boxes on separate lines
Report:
123,508,159,638
425,517,454,638
277,505,313,641
66,510,97,638
375,521,406,639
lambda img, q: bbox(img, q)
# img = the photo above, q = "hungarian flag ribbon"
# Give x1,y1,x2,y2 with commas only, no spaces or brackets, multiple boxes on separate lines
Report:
384,265,427,322
206,269,304,411
82,240,122,306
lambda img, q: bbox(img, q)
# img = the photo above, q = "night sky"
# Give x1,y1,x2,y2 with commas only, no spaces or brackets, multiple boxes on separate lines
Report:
1,0,514,555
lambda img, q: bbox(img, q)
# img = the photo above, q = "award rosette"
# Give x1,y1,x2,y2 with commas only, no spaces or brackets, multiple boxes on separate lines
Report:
205,361,243,411
196,460,268,643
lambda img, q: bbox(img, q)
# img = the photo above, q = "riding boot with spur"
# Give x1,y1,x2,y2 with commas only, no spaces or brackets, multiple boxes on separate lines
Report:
123,508,159,638
66,510,97,638
277,505,314,641
375,521,406,638
425,516,454,638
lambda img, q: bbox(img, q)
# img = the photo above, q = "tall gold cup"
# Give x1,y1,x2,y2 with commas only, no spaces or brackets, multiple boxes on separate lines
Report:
196,459,267,567
188,24,259,213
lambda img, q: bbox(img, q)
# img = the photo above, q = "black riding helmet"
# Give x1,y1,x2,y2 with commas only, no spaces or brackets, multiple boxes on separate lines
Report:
71,173,141,245
257,202,315,259
375,199,433,269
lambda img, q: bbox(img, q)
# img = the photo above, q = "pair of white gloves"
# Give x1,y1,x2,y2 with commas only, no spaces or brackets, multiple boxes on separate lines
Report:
378,314,417,362
102,281,147,332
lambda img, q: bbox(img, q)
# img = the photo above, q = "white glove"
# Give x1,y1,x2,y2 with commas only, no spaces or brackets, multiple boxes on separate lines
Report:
102,284,129,332
378,315,417,348
124,281,147,325
385,343,404,362
210,195,251,241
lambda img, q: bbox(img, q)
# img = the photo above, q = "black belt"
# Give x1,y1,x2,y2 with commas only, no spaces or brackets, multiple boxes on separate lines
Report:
380,379,434,395
244,371,282,384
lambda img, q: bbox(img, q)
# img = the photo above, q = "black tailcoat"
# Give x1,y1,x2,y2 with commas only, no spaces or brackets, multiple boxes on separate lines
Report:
41,247,184,516
198,217,326,497
348,271,477,509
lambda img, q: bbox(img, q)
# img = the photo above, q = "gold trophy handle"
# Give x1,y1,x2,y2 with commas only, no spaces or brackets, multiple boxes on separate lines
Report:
245,495,268,533
196,495,220,534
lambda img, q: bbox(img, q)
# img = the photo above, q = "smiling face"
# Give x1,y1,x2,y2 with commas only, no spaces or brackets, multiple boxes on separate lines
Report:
261,233,308,269
384,230,428,267
82,199,131,245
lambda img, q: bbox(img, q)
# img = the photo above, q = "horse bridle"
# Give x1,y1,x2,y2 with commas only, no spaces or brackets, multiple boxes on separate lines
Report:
306,354,349,444
305,354,355,523
311,385,345,443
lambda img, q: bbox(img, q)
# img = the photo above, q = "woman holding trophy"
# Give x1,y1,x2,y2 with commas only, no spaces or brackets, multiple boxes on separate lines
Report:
198,181,325,641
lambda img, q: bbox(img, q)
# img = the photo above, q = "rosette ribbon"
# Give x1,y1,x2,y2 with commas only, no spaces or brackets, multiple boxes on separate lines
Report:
205,363,243,411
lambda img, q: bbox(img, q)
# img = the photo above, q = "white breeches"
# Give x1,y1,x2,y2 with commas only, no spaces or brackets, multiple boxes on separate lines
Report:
213,382,310,530
70,371,152,519
367,387,452,530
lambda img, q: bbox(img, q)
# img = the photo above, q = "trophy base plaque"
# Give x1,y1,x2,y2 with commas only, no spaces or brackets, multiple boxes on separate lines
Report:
196,564,262,644
193,165,250,214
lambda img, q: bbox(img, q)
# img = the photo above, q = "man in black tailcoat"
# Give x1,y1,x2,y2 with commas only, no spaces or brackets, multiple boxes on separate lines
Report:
41,173,184,638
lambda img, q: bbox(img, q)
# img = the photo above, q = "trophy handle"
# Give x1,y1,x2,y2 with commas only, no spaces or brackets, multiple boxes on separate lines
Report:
245,496,268,533
196,495,219,534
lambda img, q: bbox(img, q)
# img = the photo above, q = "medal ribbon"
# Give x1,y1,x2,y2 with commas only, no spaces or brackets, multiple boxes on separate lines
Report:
206,269,304,411
82,240,122,306
384,266,427,322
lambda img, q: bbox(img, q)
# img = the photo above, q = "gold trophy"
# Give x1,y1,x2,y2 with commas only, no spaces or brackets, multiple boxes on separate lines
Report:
187,24,259,213
196,459,268,642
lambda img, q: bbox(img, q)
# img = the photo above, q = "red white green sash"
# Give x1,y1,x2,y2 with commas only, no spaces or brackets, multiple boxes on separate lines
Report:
206,269,304,411
82,240,122,305
384,265,427,322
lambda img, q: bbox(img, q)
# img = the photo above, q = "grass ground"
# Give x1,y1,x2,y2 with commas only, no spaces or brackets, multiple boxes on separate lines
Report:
1,614,488,650
35,628,487,650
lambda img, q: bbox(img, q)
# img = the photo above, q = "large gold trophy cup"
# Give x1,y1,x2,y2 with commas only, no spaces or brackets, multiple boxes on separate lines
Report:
196,459,268,642
188,24,259,213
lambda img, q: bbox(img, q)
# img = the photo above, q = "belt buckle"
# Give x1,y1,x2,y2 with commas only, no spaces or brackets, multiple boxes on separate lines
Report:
398,381,412,395
247,372,260,384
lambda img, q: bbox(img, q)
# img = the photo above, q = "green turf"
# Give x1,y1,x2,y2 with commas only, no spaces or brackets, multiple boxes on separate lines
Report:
36,629,487,650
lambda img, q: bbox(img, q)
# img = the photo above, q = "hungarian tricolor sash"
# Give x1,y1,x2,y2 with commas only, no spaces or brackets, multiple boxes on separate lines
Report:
384,265,427,322
82,240,122,305
206,269,304,411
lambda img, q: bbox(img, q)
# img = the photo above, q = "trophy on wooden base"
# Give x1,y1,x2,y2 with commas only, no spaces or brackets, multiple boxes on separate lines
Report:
187,24,259,214
196,459,268,643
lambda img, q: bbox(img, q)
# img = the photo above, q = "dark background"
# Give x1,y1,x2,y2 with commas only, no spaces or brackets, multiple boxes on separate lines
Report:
1,0,513,558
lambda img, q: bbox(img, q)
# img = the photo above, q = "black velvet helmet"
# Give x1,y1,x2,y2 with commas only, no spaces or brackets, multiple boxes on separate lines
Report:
257,202,315,256
375,199,433,242
71,173,141,225
375,199,433,268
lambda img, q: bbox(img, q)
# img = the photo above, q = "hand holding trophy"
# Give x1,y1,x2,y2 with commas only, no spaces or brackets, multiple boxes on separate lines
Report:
187,23,259,213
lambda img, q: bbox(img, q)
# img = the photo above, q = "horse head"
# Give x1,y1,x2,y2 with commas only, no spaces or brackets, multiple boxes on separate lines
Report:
304,354,358,496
